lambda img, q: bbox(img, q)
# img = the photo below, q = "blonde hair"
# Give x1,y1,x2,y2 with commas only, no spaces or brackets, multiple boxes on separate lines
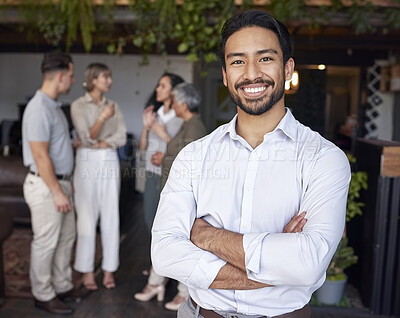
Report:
82,63,111,92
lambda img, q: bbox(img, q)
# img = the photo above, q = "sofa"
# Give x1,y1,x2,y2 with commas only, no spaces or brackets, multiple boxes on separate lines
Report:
0,156,30,225
0,207,13,306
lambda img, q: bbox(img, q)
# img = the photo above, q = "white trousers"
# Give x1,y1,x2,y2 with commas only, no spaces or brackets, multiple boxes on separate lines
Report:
73,148,121,273
23,174,75,301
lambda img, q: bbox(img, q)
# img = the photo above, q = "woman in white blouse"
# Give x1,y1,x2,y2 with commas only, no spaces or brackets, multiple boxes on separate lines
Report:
70,63,126,291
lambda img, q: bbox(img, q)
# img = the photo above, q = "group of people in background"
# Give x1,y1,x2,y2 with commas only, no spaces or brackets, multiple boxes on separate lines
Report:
21,50,205,315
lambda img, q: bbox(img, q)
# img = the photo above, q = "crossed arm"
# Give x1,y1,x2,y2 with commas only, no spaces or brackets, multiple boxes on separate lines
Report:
190,212,307,290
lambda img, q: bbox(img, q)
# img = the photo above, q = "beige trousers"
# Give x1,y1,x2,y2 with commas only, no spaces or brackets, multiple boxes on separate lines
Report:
23,173,76,301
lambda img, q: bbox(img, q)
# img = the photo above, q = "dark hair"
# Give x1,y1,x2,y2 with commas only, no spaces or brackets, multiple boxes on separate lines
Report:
172,83,201,113
83,63,111,92
218,10,292,70
145,72,184,112
41,51,73,75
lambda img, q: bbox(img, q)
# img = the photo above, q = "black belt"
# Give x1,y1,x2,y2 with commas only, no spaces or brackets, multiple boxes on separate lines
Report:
190,298,310,318
29,170,71,181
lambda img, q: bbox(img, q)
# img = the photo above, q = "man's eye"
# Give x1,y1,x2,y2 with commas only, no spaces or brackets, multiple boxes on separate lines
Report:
261,57,271,62
231,60,244,65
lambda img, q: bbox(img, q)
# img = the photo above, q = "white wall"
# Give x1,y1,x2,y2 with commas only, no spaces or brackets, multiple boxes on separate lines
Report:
0,53,193,140
375,93,394,141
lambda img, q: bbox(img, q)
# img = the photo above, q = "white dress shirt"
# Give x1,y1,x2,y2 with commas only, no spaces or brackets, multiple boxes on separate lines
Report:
151,108,351,317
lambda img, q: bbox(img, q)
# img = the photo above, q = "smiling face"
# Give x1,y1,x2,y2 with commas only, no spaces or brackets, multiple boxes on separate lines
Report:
222,26,294,116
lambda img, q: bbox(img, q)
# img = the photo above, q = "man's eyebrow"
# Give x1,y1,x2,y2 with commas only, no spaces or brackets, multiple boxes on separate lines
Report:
257,49,278,55
226,52,245,60
226,49,279,60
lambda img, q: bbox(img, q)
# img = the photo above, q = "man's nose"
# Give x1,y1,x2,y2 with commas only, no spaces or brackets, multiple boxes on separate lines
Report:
244,60,262,81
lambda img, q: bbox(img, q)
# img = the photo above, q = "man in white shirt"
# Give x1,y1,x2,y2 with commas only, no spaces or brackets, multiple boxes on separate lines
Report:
151,10,351,318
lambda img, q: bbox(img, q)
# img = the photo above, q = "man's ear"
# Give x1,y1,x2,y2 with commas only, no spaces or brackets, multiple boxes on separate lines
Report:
57,71,64,83
285,58,295,81
222,67,227,87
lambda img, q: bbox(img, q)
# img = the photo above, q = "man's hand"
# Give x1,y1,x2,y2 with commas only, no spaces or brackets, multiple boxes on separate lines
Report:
283,211,307,233
72,137,81,149
30,141,73,214
191,212,307,290
191,212,307,272
53,188,72,213
191,212,307,250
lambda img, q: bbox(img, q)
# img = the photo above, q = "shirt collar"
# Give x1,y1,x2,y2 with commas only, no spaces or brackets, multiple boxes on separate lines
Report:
272,108,297,141
37,90,62,108
83,92,108,106
157,105,176,123
217,107,297,143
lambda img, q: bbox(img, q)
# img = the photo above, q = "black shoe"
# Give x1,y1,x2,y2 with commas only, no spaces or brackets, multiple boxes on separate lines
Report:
34,297,73,315
58,285,91,303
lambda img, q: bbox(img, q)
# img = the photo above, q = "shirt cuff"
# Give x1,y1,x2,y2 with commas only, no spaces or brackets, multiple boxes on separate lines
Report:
81,132,97,146
104,135,126,149
187,251,226,290
243,232,269,277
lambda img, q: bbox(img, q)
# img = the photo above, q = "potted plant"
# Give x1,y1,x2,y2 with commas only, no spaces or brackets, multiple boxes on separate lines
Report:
315,154,368,305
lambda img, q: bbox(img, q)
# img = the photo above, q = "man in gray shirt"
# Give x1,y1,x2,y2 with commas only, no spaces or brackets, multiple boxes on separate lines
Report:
22,51,88,315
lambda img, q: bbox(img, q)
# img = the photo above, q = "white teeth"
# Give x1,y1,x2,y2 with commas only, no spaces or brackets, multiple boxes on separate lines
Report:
243,86,266,93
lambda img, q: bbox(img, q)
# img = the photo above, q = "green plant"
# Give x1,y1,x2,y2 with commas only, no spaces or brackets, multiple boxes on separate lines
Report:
326,237,358,281
346,154,368,222
326,154,367,281
1,0,400,62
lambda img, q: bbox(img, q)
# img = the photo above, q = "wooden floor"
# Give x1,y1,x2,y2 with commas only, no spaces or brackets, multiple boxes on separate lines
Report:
0,186,396,318
0,189,177,318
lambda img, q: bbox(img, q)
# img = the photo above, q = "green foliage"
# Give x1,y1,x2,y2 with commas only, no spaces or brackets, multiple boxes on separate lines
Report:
9,0,96,52
268,0,308,22
126,0,234,65
310,293,351,307
60,0,96,52
327,237,358,280
346,154,368,222
2,0,400,62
